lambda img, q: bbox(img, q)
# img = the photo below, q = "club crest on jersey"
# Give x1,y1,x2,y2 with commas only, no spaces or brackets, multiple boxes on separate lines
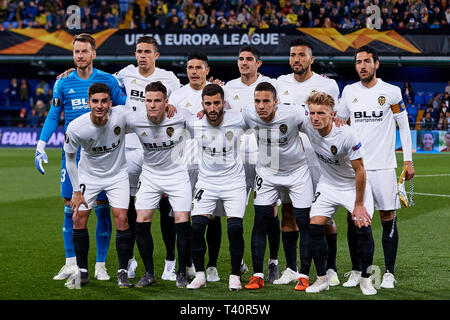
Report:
225,130,234,140
331,145,337,155
279,124,288,134
185,102,192,108
114,127,121,135
352,98,358,103
378,96,386,106
166,127,174,137
131,79,137,84
283,90,289,95
141,131,147,137
234,95,239,100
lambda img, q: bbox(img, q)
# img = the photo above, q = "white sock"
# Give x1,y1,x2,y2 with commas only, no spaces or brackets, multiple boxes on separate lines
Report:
66,257,77,265
254,273,264,278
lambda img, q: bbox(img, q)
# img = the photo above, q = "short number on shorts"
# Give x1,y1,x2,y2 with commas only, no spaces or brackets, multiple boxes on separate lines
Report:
79,184,86,195
60,168,66,183
255,175,263,191
194,189,204,202
312,192,321,203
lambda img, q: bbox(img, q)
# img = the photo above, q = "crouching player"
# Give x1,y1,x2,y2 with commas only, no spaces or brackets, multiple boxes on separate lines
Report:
300,92,376,295
63,83,133,289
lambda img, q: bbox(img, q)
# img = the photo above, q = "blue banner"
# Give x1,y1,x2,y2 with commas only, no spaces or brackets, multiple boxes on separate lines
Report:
0,127,64,148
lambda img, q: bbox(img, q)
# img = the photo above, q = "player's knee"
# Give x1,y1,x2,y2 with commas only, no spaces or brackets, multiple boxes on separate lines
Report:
293,207,310,226
355,225,373,241
191,215,209,235
380,210,395,221
227,217,243,236
309,224,326,238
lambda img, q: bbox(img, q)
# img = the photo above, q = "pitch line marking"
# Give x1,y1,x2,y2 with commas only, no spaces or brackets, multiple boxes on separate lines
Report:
413,192,450,198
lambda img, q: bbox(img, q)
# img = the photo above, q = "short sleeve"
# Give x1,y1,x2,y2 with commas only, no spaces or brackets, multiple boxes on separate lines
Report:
335,87,350,119
63,123,79,155
345,127,364,161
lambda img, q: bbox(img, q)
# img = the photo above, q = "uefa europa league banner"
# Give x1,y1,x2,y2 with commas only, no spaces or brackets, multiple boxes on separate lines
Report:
0,28,448,57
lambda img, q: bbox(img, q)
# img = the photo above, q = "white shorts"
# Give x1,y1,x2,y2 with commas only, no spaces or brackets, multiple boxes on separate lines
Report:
135,170,192,212
191,185,247,219
79,172,130,211
367,169,400,211
125,148,144,197
188,168,227,216
310,181,374,219
254,165,313,208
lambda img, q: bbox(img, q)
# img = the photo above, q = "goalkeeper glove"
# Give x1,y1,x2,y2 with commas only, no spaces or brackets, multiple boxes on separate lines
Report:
35,140,48,175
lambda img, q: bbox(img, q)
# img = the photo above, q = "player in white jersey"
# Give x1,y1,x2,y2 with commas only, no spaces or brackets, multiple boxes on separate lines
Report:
63,83,133,289
242,82,313,290
170,52,236,283
274,39,341,289
124,81,193,288
115,36,181,281
300,91,376,295
186,84,247,291
336,46,414,289
223,46,280,281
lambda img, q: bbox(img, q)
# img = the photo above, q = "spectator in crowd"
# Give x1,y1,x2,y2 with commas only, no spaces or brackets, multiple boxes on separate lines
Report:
17,107,27,127
437,112,448,131
19,78,30,110
428,93,442,110
425,105,439,123
26,107,41,128
4,77,20,107
446,81,450,94
439,101,448,118
402,81,414,104
196,7,208,28
442,91,450,107
421,112,436,130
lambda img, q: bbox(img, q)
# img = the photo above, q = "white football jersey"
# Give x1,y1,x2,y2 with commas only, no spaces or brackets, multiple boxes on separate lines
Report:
336,78,406,170
301,120,364,189
186,112,247,190
115,64,181,148
242,103,308,176
125,107,193,176
276,72,340,173
168,83,211,115
224,74,277,113
64,107,128,180
276,72,340,107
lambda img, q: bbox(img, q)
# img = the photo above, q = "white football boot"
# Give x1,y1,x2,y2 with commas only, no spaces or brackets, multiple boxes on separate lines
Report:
229,274,242,291
94,262,110,281
380,272,397,289
186,272,206,290
305,275,329,293
206,266,220,282
273,268,300,285
342,270,361,287
326,269,340,286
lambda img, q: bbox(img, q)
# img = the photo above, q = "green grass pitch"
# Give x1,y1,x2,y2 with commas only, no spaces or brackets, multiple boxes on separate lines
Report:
1,148,449,300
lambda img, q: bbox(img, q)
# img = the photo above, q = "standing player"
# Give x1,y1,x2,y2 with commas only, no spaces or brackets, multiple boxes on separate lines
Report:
224,46,280,282
63,83,133,289
300,91,376,295
242,82,313,290
114,36,181,280
169,52,226,282
336,45,414,289
186,84,247,291
274,38,341,288
35,34,126,282
125,82,193,288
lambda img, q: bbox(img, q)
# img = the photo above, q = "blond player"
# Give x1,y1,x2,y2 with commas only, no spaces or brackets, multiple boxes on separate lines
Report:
300,91,376,296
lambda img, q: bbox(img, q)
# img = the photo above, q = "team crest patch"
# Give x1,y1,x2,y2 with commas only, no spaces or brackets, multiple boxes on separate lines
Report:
254,125,259,131
378,96,386,106
141,131,147,137
331,145,337,155
234,95,239,100
166,127,174,137
225,131,234,140
279,124,288,134
283,90,289,95
64,133,69,143
114,127,121,135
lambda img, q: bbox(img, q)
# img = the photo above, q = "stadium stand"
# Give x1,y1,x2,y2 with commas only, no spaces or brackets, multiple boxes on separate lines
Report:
0,0,448,31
